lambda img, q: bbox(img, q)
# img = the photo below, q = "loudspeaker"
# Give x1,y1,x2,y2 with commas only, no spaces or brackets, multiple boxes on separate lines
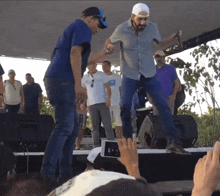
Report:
138,115,198,149
0,113,54,151
136,107,153,135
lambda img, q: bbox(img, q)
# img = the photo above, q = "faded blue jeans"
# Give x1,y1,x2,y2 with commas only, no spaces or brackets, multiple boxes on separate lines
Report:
121,75,180,145
41,77,79,180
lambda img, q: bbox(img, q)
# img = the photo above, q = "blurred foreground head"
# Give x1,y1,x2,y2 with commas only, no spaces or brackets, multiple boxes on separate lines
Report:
2,173,56,196
48,170,162,196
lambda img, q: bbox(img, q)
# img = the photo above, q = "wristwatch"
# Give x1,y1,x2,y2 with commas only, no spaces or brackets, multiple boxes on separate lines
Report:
104,48,109,55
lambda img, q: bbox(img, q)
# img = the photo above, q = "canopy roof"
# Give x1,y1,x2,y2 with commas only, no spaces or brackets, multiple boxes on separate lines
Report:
0,1,220,64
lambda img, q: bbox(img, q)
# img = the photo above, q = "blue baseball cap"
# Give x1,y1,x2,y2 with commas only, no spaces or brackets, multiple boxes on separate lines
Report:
82,7,108,29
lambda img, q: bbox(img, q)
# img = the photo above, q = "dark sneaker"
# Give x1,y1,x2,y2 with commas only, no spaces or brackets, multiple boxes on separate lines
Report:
166,143,191,155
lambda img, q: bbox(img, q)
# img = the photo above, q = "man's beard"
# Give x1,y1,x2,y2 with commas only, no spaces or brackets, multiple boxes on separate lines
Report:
133,21,146,31
156,60,164,66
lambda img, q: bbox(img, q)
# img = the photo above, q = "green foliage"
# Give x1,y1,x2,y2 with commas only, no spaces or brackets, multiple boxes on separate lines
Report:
178,103,199,122
178,106,220,147
86,116,93,131
196,108,220,147
170,42,220,147
40,96,55,120
168,43,220,115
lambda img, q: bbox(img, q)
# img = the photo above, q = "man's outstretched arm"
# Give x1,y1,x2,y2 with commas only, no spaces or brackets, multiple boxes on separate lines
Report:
88,47,115,65
155,33,179,47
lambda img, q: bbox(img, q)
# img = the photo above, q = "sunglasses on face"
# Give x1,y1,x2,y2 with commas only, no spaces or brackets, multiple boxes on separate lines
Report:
93,15,106,22
91,79,94,87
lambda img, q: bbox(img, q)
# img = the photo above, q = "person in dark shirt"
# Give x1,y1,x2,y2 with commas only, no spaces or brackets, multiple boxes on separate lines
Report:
41,7,114,183
0,64,5,109
23,73,43,115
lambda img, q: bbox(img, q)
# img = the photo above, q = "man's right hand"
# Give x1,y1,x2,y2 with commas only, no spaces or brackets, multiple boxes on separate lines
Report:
75,85,86,104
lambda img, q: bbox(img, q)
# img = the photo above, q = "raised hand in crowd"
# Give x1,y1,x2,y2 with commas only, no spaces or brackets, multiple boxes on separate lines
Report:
117,134,141,179
192,141,220,196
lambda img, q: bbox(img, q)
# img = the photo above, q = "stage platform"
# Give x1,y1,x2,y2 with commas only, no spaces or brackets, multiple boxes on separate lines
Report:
13,146,220,196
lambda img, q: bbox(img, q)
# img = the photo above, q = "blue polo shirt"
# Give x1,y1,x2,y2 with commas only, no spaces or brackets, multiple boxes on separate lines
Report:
0,64,4,76
45,19,92,81
154,64,178,99
23,83,42,110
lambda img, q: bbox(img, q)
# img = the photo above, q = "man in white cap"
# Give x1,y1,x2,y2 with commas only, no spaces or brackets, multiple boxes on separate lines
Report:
148,50,180,115
105,3,189,154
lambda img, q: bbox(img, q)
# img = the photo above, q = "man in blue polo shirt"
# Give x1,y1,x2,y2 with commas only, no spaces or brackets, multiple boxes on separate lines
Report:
41,7,113,182
105,3,189,154
0,64,4,108
148,50,180,115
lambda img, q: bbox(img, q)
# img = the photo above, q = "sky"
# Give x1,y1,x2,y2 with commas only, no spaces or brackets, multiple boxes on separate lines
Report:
0,40,219,115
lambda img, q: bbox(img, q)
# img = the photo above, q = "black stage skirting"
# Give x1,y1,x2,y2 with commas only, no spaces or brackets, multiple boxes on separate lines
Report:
14,147,211,183
14,148,220,196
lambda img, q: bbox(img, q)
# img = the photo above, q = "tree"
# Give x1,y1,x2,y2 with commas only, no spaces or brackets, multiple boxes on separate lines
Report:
40,96,55,120
168,42,220,114
167,40,220,147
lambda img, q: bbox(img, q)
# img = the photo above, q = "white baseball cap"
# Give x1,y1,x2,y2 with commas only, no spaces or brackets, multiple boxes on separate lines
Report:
8,69,15,74
132,3,150,17
154,50,165,57
87,147,101,164
48,170,136,196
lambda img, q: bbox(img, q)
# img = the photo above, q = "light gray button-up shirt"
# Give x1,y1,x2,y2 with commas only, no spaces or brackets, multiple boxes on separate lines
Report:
109,19,161,80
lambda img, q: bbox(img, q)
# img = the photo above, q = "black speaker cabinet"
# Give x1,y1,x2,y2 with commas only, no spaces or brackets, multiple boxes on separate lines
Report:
138,115,198,149
0,113,54,151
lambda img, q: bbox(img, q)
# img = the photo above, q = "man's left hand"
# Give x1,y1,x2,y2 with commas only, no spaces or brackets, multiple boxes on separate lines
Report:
105,98,111,108
171,33,179,44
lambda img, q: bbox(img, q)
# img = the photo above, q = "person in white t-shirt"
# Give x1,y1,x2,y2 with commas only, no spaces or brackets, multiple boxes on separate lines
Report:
82,63,114,148
102,61,123,139
3,69,24,113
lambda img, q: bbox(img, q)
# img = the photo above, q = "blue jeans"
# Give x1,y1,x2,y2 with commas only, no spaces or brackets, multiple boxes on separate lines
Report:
121,75,180,144
41,77,79,180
